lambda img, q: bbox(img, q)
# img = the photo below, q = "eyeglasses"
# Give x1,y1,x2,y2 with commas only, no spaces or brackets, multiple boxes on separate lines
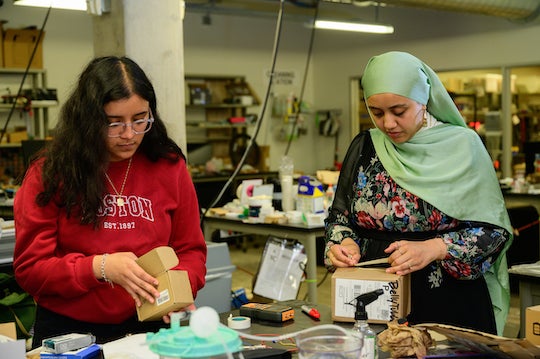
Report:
107,111,154,137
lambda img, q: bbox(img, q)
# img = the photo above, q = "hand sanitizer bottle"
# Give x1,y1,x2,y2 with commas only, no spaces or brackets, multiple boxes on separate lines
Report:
350,289,383,359
352,317,377,359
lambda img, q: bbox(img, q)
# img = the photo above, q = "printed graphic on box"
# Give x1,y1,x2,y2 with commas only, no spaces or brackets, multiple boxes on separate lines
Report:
334,278,403,322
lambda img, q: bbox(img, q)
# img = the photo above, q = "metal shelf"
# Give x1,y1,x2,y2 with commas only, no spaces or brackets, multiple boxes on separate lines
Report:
184,74,259,162
0,100,58,110
186,122,251,129
0,68,56,139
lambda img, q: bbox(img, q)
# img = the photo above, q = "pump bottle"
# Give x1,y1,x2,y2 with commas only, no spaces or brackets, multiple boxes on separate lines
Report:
349,289,383,359
352,313,377,359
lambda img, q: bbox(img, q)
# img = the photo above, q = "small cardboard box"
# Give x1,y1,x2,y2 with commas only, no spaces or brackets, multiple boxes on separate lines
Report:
0,323,25,359
3,28,45,69
0,322,16,339
331,267,410,324
135,246,194,321
8,130,28,144
526,305,540,345
296,176,325,214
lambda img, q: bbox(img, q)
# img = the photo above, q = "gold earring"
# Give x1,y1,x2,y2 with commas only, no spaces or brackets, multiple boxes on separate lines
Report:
422,109,428,127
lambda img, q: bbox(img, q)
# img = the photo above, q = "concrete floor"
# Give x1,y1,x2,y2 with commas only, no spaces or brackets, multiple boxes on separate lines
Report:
225,236,521,339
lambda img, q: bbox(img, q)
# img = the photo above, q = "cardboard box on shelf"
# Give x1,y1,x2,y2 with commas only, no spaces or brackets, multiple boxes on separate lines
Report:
0,22,5,67
135,246,194,321
526,305,540,345
8,130,28,143
331,267,410,324
3,28,45,69
258,145,270,172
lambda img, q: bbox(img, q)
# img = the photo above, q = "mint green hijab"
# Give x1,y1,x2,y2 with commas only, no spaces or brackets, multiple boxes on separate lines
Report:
361,51,512,335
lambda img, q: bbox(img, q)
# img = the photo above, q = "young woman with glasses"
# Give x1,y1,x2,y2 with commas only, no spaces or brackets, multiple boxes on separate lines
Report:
13,56,207,347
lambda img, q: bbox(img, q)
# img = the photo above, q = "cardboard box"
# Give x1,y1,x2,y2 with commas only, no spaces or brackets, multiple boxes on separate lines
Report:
135,246,194,321
0,22,4,68
0,322,17,339
296,176,325,214
8,130,28,144
258,145,270,172
526,305,540,345
0,323,25,359
331,267,410,324
3,28,45,69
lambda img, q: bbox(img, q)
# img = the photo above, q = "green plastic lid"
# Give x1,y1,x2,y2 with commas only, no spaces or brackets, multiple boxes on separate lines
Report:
146,325,242,358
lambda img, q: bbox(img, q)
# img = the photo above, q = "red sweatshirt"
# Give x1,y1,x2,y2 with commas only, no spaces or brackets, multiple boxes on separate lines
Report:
13,152,207,324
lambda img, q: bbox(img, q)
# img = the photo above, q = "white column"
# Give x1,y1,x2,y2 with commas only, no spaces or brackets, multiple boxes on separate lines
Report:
501,67,513,178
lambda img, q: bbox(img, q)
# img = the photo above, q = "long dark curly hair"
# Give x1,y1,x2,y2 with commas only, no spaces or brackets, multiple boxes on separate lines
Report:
35,56,184,225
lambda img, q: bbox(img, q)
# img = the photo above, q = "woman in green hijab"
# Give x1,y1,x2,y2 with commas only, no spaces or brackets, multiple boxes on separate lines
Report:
324,51,512,335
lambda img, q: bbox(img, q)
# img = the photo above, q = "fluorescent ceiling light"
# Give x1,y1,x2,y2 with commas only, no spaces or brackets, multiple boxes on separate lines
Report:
314,20,394,34
13,0,87,11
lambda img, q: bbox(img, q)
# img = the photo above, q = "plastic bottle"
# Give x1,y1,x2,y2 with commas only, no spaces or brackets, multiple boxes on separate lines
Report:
535,153,540,174
279,156,294,212
350,289,383,359
325,184,335,208
352,318,378,359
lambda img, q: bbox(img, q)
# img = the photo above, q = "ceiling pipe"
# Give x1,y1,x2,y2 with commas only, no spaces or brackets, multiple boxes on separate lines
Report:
344,0,540,22
185,0,540,21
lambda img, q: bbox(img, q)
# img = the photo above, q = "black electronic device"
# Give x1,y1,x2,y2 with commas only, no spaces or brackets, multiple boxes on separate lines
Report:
240,303,294,322
242,348,292,359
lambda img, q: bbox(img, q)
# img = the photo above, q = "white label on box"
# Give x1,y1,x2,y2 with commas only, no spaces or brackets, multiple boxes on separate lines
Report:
334,278,401,321
156,289,170,306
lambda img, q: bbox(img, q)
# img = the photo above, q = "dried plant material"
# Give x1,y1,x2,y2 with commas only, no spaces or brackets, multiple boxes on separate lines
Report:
378,321,434,358
422,323,540,358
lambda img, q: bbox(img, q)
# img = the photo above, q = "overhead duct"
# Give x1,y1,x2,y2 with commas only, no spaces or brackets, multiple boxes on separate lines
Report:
346,0,540,22
186,0,540,21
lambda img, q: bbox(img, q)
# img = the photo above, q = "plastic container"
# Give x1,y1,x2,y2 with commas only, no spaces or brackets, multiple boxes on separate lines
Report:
280,156,294,212
247,196,272,223
296,328,362,359
194,242,236,313
147,308,242,359
325,184,335,209
352,320,378,359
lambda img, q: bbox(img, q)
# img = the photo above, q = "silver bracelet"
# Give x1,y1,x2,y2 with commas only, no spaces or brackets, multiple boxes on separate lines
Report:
101,253,114,287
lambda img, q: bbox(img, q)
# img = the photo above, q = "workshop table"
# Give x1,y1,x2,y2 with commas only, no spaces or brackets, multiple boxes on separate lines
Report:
202,215,325,304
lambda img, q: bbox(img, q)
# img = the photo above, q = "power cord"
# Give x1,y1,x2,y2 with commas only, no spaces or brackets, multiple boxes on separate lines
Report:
284,0,320,156
200,0,287,226
0,7,51,143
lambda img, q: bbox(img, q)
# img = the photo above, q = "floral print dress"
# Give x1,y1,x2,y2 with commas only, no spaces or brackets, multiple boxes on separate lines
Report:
325,133,511,334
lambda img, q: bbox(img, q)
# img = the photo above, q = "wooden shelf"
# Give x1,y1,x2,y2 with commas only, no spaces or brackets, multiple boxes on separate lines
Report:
0,143,22,148
0,100,58,110
0,68,55,183
186,122,251,129
185,74,259,166
0,68,55,139
0,67,47,74
186,103,257,109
